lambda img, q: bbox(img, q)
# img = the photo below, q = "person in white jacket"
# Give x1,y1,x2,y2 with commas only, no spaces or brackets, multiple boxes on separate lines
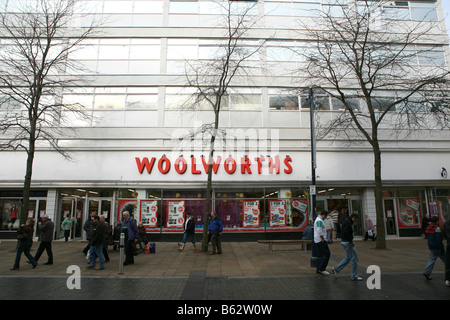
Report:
314,210,330,275
324,214,334,244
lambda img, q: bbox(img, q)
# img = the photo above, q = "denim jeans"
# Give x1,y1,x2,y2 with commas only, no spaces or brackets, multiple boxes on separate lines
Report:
334,242,359,279
88,245,105,269
182,232,196,245
424,247,445,276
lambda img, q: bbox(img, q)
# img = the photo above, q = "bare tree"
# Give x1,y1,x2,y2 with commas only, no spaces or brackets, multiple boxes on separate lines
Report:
178,1,263,251
298,1,449,249
0,0,101,225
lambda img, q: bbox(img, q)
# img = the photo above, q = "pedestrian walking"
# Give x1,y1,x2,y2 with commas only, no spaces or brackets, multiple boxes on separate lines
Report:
423,216,445,280
314,210,330,275
82,211,95,256
442,219,450,287
86,215,106,270
11,218,37,270
60,214,73,242
33,215,55,265
331,213,363,281
121,211,139,265
207,211,223,254
100,215,110,263
364,215,376,241
178,212,196,251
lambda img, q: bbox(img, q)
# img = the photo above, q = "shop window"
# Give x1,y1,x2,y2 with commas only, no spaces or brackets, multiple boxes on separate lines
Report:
0,199,21,230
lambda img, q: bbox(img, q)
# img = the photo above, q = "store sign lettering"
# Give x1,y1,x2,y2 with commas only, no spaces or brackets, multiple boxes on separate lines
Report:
136,156,293,175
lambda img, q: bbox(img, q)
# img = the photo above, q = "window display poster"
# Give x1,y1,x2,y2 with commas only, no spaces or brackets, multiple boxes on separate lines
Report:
269,200,286,227
291,198,308,229
397,198,421,228
118,199,137,221
140,200,158,228
167,200,185,228
243,200,260,227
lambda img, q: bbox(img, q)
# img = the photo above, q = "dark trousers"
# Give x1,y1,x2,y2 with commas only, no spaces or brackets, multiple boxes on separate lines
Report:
316,241,330,272
446,244,450,281
64,230,70,242
13,241,36,269
124,240,135,265
211,234,222,254
34,241,53,264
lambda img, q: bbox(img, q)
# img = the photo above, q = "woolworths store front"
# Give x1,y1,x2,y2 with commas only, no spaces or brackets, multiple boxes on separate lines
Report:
0,150,449,240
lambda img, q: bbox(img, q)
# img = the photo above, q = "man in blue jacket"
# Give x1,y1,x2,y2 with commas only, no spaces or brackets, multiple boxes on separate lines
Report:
207,211,223,254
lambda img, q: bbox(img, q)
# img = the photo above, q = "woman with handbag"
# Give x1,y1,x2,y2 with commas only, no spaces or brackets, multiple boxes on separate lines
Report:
11,218,37,270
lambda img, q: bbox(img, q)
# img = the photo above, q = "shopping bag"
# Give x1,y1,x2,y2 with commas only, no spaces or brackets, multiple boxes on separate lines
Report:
133,241,145,256
150,243,156,254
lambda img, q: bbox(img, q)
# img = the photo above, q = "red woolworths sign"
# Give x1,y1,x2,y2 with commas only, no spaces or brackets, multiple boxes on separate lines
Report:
135,155,293,175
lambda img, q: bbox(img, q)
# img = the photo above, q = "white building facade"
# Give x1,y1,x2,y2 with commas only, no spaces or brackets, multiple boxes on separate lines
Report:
0,0,449,240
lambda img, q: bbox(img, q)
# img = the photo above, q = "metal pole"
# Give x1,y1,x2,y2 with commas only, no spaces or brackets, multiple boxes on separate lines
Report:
118,232,125,275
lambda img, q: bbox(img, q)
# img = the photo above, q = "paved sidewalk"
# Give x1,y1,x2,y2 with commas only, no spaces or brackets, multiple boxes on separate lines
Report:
0,238,448,301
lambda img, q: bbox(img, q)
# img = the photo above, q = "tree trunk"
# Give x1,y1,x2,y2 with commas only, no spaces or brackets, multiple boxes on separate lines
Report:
373,143,387,249
201,115,220,252
20,138,35,225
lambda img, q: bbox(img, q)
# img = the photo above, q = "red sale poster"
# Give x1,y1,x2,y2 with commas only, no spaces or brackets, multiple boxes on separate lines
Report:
397,198,421,228
140,200,158,228
291,198,309,230
243,200,260,227
167,200,185,228
269,200,286,227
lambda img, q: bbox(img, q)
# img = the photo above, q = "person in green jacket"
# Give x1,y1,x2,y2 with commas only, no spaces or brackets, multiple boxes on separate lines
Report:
61,214,73,242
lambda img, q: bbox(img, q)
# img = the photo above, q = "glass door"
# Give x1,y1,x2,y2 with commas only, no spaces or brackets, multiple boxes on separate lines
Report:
383,199,398,236
88,198,113,225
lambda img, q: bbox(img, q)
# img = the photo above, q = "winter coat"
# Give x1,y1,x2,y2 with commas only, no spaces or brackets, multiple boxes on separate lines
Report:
425,222,444,250
38,219,54,242
207,216,223,235
90,221,107,247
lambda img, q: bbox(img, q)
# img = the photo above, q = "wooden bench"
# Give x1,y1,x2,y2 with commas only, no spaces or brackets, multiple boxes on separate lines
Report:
257,239,312,252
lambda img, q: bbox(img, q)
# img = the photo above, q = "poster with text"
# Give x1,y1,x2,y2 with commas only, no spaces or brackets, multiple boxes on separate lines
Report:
140,200,158,227
291,198,309,229
167,200,185,228
397,198,421,228
269,200,286,227
243,200,260,228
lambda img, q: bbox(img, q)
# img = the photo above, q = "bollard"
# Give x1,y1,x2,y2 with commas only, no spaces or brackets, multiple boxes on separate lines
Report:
118,232,125,275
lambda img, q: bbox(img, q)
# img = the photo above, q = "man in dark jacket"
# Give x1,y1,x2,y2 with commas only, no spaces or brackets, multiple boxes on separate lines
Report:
207,211,223,254
423,216,445,280
331,214,362,281
122,211,139,266
178,212,196,251
33,215,55,265
86,215,106,270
